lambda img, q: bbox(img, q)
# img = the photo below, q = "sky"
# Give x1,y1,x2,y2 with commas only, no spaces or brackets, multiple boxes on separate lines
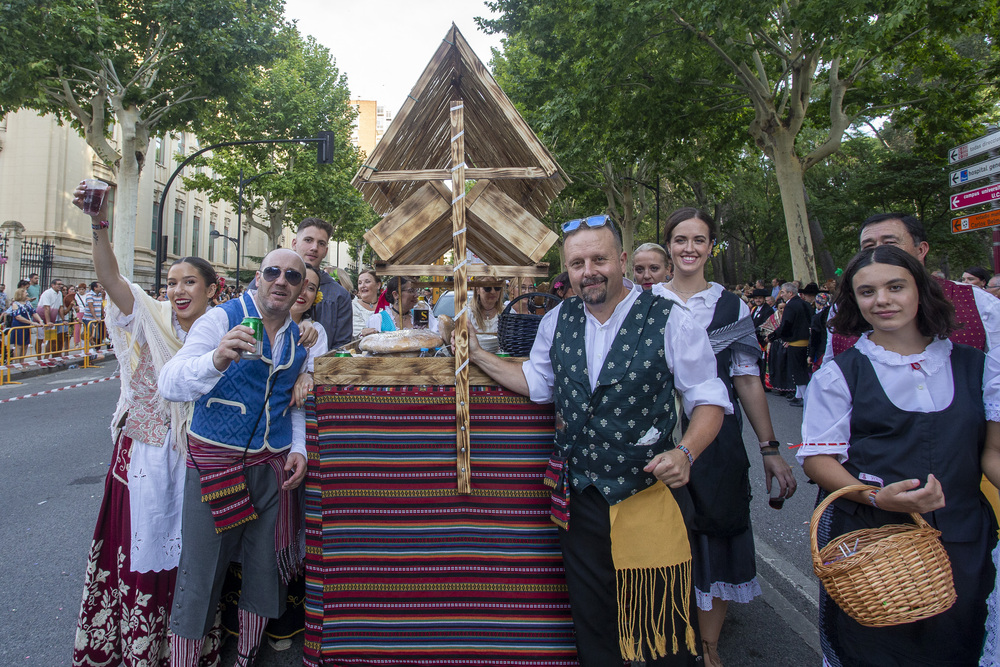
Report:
282,0,506,117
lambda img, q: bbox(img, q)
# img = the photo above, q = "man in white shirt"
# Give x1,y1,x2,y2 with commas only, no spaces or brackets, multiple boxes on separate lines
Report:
37,278,64,358
467,216,729,666
159,249,310,666
823,212,1000,364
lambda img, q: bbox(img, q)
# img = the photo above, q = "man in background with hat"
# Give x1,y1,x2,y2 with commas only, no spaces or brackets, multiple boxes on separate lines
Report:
769,282,812,407
750,288,774,387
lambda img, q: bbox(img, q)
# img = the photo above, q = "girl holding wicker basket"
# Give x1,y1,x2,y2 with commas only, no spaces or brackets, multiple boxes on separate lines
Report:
798,244,999,666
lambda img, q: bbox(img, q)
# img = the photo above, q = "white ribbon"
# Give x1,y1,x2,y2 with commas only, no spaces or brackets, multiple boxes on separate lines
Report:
450,103,465,111
450,130,465,142
455,358,470,376
452,227,467,237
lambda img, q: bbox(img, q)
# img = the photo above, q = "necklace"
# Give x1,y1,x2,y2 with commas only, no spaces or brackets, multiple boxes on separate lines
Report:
667,280,709,296
360,297,376,307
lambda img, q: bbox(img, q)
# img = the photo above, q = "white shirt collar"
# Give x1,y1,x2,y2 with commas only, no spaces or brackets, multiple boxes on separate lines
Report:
856,332,952,374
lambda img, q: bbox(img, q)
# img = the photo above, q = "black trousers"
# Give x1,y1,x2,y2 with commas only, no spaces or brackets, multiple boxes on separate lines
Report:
558,486,700,667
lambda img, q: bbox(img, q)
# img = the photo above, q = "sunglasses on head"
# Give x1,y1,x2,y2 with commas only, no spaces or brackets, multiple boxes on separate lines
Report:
561,214,613,234
261,266,303,286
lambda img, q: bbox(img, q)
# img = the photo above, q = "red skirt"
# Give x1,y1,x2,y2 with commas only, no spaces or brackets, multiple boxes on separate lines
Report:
72,433,221,667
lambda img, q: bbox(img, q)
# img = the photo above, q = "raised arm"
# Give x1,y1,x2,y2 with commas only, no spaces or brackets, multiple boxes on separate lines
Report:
71,180,134,316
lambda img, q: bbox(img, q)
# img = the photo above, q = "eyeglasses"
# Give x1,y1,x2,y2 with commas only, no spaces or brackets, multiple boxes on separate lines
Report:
400,288,417,294
561,214,613,234
261,266,303,286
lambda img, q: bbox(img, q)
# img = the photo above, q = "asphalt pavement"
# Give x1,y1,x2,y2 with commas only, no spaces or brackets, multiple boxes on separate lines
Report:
0,363,821,666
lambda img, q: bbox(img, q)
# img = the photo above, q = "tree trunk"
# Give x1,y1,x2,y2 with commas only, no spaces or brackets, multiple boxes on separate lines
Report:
770,138,818,283
112,106,149,281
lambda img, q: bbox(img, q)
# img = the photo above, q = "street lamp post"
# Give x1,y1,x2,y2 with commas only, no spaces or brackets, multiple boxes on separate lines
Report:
230,168,276,293
153,132,336,291
209,229,240,291
622,175,661,243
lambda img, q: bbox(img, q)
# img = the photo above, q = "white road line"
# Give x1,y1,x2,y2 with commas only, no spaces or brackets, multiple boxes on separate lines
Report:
0,374,119,404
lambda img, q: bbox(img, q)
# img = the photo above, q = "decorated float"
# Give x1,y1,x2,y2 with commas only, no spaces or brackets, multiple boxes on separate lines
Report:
303,25,579,666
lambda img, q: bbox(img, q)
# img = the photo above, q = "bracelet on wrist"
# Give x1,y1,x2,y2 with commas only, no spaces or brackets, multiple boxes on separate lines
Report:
675,444,694,465
761,450,780,457
92,220,109,230
867,488,880,509
759,440,780,450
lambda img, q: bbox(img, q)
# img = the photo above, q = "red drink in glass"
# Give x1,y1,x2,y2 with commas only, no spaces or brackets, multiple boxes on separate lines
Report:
81,179,109,216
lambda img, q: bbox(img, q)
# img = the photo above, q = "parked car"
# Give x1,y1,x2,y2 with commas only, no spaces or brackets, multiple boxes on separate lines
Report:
433,290,455,318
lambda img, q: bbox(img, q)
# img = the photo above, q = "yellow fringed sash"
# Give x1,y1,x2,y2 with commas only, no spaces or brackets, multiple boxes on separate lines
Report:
609,483,696,661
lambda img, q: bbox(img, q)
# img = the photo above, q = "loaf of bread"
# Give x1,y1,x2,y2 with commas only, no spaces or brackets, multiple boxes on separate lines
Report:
357,329,444,355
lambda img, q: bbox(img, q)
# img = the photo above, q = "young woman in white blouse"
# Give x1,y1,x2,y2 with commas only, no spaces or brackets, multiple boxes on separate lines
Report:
800,245,998,666
653,207,797,667
351,268,380,337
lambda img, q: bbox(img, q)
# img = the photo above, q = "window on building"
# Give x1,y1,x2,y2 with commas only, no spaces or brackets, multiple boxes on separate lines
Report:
208,220,216,261
173,209,183,256
151,198,160,251
154,137,164,165
192,213,200,256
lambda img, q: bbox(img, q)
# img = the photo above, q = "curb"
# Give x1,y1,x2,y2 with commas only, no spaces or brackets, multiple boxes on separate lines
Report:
2,351,115,383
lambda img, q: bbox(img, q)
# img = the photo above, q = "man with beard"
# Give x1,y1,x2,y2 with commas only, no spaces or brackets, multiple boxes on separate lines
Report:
465,216,730,666
159,249,311,666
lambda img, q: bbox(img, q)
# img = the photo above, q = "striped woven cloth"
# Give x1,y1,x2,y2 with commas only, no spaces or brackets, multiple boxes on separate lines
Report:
304,385,579,666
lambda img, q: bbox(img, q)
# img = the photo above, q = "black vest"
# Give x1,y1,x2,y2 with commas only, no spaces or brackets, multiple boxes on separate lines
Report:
833,343,990,542
550,291,677,505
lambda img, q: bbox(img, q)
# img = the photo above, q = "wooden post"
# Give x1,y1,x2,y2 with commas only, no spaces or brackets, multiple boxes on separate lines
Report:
451,99,472,494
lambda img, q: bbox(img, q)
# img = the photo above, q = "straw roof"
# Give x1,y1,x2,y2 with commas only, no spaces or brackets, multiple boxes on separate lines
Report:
353,24,568,267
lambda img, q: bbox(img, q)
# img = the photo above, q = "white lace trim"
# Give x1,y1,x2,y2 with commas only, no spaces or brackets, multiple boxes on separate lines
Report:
982,542,1000,666
856,333,952,373
695,578,763,611
987,403,1000,423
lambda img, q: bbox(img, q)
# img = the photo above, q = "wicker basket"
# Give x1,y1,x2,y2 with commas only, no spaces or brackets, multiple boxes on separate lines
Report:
498,292,562,357
810,484,956,627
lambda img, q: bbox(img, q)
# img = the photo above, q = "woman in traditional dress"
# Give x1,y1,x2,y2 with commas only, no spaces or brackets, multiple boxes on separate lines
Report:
364,275,418,333
71,181,221,666
632,242,670,290
352,268,380,337
654,207,798,667
765,300,792,394
800,245,996,666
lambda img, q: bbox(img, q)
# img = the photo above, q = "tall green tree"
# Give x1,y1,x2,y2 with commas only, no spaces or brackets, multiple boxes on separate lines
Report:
183,30,371,252
483,0,1000,282
0,0,286,279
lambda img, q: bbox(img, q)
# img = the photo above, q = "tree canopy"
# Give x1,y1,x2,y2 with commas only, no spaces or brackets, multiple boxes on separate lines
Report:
0,0,287,278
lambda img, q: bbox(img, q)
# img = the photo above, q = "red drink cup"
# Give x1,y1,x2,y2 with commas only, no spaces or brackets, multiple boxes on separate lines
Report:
768,477,785,510
81,179,109,216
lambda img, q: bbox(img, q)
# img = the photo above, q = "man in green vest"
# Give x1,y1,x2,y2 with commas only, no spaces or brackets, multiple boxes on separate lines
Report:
468,215,730,666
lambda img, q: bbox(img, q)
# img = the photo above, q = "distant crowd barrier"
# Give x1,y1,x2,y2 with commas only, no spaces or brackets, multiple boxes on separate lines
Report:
0,321,109,385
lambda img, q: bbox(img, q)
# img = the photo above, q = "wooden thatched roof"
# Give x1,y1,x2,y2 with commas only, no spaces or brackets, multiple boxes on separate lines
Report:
353,24,568,268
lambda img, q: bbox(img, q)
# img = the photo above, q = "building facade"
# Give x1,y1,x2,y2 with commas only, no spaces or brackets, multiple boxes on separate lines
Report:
0,109,292,290
349,100,393,159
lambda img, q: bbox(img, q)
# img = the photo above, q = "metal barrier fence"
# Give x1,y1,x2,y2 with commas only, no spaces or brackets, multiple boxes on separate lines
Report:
0,320,108,385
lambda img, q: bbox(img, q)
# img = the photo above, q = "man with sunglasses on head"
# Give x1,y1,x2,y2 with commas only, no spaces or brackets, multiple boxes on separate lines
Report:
159,248,312,666
466,215,730,666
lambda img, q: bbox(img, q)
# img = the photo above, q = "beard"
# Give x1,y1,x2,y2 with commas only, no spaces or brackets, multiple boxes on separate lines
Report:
579,275,608,305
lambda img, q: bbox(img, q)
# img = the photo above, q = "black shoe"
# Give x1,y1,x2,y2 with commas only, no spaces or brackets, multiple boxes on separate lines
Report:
788,397,803,407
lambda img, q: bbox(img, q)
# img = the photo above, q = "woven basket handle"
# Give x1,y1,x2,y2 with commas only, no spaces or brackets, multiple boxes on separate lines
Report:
809,483,934,570
500,292,562,317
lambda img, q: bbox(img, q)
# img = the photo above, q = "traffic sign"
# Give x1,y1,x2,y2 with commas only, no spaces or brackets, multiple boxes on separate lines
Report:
952,209,1000,234
949,131,1000,164
950,182,1000,211
949,156,1000,187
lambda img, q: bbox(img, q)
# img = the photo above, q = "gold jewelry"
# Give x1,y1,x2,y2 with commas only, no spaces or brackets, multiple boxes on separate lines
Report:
666,280,708,296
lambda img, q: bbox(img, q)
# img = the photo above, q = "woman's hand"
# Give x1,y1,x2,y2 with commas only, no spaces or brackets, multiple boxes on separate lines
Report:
298,321,319,348
360,327,377,337
290,372,314,408
762,452,797,500
71,180,109,220
874,474,945,514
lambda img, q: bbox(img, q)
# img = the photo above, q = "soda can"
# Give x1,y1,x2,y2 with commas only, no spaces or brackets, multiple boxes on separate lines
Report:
334,351,352,358
241,317,263,360
496,351,510,358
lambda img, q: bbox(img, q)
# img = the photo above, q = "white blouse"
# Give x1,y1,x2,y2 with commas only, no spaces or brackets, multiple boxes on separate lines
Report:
653,282,759,378
797,334,993,466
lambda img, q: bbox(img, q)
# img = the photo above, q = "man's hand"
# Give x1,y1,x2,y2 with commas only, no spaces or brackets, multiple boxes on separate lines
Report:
298,321,319,348
213,324,256,372
283,452,307,490
644,449,691,488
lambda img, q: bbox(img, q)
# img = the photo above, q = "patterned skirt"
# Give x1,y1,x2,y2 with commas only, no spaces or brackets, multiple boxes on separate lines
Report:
72,433,221,667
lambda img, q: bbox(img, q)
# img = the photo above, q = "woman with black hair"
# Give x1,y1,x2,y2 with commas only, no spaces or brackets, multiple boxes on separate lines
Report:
963,266,992,289
655,207,797,666
71,181,222,665
800,245,998,666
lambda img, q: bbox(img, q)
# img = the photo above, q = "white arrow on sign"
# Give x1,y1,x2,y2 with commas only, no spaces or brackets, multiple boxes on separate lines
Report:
949,131,1000,165
950,182,1000,211
949,156,1000,187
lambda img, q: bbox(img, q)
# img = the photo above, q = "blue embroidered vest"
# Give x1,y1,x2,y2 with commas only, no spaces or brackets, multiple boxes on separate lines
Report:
550,291,677,505
188,292,307,453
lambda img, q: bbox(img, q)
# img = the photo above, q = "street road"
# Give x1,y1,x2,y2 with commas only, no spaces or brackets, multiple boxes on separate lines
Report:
0,364,821,666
